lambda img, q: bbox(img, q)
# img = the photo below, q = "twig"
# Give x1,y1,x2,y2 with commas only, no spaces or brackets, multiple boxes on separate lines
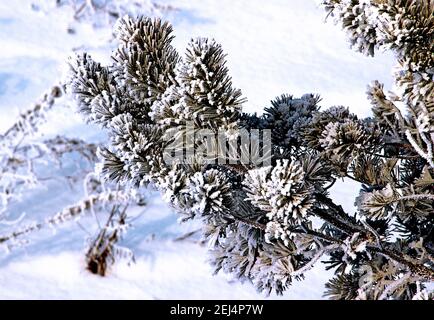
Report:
173,229,201,242
291,244,340,277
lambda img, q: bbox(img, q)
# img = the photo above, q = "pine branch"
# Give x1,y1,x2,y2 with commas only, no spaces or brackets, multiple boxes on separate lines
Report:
314,194,434,281
369,246,434,281
66,11,434,298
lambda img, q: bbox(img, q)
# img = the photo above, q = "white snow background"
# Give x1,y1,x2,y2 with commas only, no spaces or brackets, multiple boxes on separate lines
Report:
0,0,395,299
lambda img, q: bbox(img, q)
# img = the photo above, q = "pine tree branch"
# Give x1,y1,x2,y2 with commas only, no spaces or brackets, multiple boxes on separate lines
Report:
397,194,434,202
369,246,434,281
313,194,434,281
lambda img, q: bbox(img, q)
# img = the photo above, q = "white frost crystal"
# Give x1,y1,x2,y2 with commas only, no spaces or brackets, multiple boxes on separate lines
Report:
244,159,313,245
187,168,231,215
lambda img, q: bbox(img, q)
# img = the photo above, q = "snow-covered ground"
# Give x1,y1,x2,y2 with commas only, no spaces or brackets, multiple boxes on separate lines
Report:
0,0,395,299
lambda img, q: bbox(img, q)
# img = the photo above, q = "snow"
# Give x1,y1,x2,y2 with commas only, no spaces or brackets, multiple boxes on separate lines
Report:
0,0,395,299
